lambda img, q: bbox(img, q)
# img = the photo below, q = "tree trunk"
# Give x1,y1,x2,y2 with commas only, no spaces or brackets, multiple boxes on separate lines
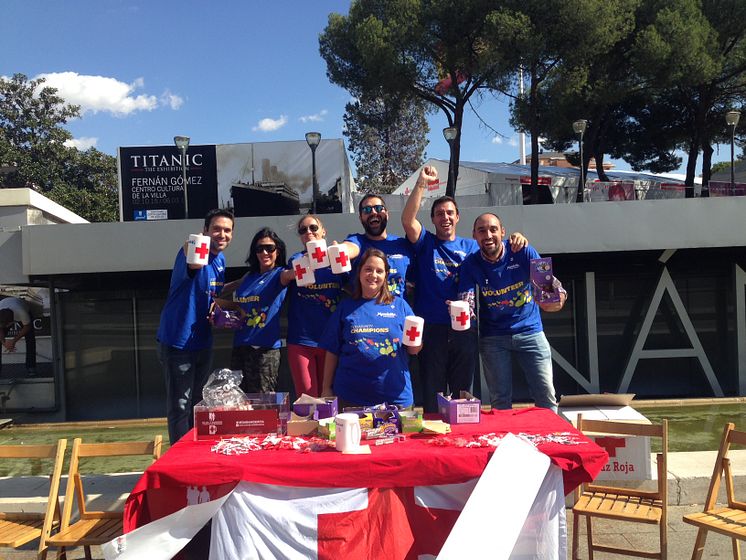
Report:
684,136,699,198
701,141,713,197
446,105,463,199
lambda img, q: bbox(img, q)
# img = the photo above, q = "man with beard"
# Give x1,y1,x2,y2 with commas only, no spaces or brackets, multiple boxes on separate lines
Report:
402,166,527,412
457,213,566,412
339,194,418,298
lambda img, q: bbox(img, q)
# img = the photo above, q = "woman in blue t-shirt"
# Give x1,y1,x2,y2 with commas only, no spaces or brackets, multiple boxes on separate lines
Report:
320,248,421,408
216,227,294,394
286,214,348,398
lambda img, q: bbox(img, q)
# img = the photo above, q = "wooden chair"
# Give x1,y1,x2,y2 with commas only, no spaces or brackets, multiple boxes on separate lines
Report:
0,438,67,560
684,422,746,559
45,435,162,560
572,416,668,559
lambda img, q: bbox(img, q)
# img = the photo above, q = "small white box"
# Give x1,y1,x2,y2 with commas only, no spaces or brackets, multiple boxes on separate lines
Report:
559,394,652,481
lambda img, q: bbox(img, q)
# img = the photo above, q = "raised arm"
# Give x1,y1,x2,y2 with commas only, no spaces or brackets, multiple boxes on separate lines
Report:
401,166,437,243
320,351,339,397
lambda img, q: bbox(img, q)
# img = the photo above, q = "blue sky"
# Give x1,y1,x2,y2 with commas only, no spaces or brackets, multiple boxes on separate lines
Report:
1,1,720,176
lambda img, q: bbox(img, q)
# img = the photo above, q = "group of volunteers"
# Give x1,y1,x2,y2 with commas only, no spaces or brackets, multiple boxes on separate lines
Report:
156,166,567,444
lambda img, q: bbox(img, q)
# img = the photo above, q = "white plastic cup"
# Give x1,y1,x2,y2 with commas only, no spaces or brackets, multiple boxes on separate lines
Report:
186,234,211,266
402,315,424,347
449,301,471,331
328,244,352,274
306,239,330,270
292,254,316,287
335,413,361,452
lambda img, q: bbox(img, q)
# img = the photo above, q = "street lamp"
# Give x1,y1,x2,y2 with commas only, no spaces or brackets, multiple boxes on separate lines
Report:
726,110,740,195
573,120,587,203
443,126,458,197
174,135,190,218
305,132,321,213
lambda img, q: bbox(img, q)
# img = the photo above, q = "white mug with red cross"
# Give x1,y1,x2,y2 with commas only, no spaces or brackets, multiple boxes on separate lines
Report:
449,301,471,331
306,239,330,270
186,234,211,266
292,253,316,287
327,243,352,274
402,315,424,347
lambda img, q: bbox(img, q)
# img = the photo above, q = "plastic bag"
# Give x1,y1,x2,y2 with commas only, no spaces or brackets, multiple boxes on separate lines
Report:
202,368,251,408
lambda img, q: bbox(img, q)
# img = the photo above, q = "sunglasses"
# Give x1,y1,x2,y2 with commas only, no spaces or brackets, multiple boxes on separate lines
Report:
255,244,277,254
361,204,386,215
298,223,320,235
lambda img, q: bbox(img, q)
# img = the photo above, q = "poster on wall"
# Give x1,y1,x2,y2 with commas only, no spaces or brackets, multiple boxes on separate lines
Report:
118,145,219,221
0,287,52,379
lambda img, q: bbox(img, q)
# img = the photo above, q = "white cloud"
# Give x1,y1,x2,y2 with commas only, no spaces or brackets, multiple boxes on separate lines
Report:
252,115,288,132
508,137,519,147
34,72,181,116
160,90,184,110
64,137,98,150
491,136,503,145
299,109,328,123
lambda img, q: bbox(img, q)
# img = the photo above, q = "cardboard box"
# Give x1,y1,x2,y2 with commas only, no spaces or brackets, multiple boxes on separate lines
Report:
400,409,423,433
343,405,401,439
438,391,481,424
559,393,652,481
287,412,320,436
193,392,289,441
292,396,338,420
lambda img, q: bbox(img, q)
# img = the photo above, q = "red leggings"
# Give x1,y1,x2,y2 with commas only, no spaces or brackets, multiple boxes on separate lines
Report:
287,344,326,398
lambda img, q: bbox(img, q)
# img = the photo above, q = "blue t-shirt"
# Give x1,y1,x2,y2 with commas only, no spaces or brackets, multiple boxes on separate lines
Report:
412,231,478,324
319,297,414,407
458,242,543,337
344,232,420,297
232,267,287,349
157,249,225,351
286,251,348,347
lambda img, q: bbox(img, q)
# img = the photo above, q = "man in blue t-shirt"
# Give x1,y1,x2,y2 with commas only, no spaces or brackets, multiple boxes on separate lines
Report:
402,166,527,412
339,194,418,298
156,208,234,444
457,213,566,412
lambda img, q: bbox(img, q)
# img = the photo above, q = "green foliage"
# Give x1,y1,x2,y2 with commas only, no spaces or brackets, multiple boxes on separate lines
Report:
344,95,429,193
0,73,119,221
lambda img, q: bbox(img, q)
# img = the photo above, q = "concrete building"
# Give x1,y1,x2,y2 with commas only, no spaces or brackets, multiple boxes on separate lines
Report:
1,187,745,422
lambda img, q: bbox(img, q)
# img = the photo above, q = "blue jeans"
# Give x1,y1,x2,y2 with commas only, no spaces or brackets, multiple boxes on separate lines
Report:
479,331,557,412
157,342,213,445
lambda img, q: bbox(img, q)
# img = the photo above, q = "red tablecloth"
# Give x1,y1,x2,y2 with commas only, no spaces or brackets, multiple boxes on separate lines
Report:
124,407,607,532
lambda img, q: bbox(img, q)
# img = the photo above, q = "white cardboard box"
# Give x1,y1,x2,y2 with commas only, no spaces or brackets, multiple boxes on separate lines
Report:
559,394,652,481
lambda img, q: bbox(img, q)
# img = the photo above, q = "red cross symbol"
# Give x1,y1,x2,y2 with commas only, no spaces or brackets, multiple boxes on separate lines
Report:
595,436,627,458
335,250,349,267
294,263,307,280
311,246,327,263
405,325,421,342
455,311,469,326
195,243,209,260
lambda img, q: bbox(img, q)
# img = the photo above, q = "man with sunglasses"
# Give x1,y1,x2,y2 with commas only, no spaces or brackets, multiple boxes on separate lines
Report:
402,166,527,412
156,208,234,444
339,194,418,298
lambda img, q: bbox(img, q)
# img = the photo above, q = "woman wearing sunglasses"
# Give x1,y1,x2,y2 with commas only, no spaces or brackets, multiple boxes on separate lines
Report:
216,227,294,393
286,215,348,398
319,248,420,408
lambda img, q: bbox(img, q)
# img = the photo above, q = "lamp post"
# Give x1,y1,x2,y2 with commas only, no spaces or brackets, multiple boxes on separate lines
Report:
726,111,740,196
443,126,458,197
174,136,190,218
305,132,321,213
573,120,587,203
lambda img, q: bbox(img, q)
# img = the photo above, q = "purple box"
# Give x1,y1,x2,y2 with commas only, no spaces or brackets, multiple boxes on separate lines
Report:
292,397,338,420
438,391,481,424
530,257,560,304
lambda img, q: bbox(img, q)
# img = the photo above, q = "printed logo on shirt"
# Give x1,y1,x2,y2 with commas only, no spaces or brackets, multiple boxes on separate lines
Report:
507,264,520,270
453,250,468,257
376,312,397,318
388,254,405,259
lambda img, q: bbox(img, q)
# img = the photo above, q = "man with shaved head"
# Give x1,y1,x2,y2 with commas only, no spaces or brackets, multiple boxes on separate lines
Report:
457,213,566,412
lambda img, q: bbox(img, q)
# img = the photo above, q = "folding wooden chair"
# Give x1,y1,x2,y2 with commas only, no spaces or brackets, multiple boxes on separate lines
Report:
684,422,746,560
0,438,67,560
45,435,162,560
572,416,668,559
